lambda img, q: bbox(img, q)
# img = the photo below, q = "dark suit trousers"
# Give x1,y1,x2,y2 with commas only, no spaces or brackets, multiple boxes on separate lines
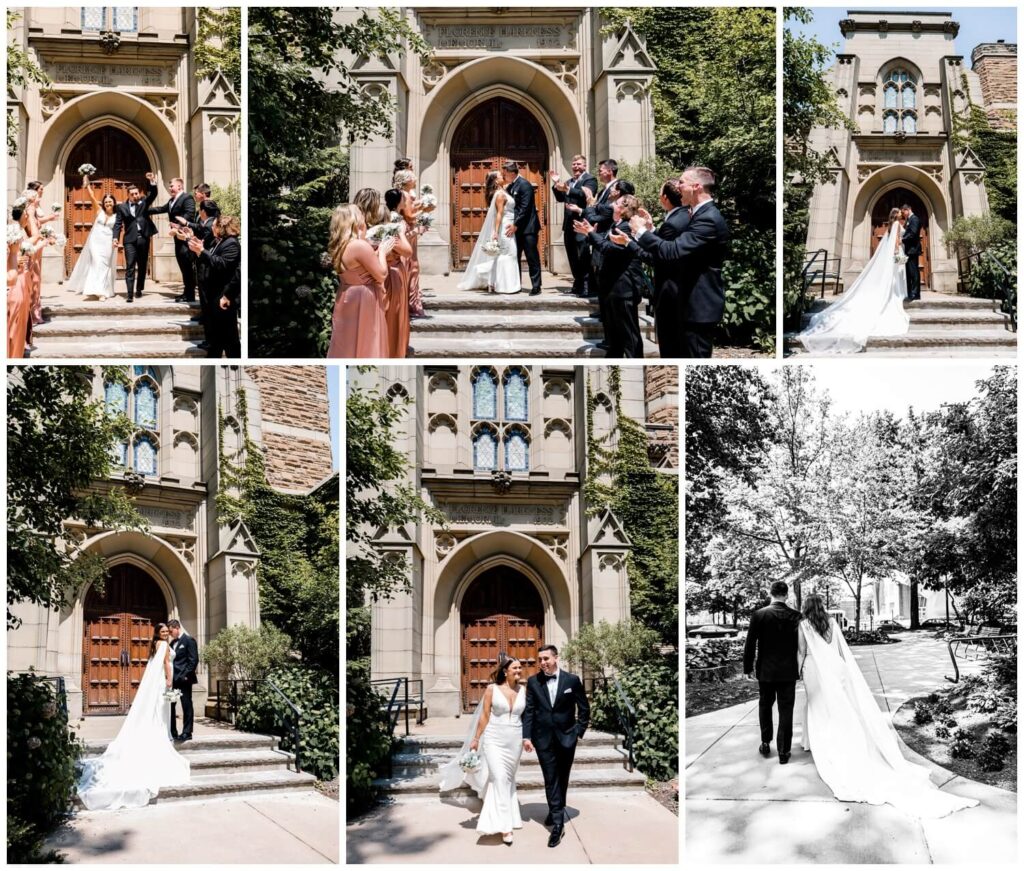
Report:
685,323,715,359
123,238,150,295
606,293,643,358
170,678,194,738
516,230,542,291
537,740,577,827
564,229,590,294
655,289,685,358
758,680,796,753
209,304,240,358
905,257,921,299
175,242,197,300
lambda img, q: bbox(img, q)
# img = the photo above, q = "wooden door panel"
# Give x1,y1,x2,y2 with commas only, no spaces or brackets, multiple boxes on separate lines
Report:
869,189,930,288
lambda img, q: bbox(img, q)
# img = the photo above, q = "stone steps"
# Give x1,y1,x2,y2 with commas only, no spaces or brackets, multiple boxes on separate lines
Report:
154,769,319,803
378,766,646,796
391,745,631,777
408,336,659,357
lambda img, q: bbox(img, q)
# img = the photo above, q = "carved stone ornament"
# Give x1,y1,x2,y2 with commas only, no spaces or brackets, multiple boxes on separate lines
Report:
100,31,121,54
40,92,64,118
491,470,513,494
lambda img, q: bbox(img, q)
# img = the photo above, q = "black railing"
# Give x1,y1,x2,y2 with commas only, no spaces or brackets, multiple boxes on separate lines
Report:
944,632,1016,683
802,249,842,301
369,677,426,738
214,678,304,773
585,675,638,772
957,249,1017,330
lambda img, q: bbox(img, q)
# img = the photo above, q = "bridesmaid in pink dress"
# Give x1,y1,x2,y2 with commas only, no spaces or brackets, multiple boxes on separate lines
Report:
393,169,427,318
382,188,414,358
23,185,57,329
326,205,395,359
7,220,31,359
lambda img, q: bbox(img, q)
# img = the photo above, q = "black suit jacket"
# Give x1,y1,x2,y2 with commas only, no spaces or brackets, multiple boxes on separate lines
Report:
553,172,598,233
170,634,199,685
197,236,242,301
902,214,922,256
589,219,645,301
522,670,590,751
743,602,802,682
633,207,690,306
635,200,730,324
582,184,616,233
149,192,197,252
112,183,158,244
507,175,540,236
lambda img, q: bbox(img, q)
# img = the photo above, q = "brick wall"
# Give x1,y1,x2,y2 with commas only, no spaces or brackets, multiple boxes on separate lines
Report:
644,366,679,468
972,42,1017,130
247,367,334,492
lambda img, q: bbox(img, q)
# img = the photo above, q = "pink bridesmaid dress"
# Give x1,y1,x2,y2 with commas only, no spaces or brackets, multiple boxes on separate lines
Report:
406,220,424,317
327,265,388,358
7,267,31,358
384,254,411,358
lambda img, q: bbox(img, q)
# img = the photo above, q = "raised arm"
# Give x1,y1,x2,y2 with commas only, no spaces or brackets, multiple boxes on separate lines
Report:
83,175,99,209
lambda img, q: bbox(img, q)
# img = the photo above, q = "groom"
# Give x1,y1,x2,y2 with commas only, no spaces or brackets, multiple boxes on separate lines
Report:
522,644,589,847
168,619,199,742
901,204,922,301
111,172,159,302
502,160,543,296
743,581,802,764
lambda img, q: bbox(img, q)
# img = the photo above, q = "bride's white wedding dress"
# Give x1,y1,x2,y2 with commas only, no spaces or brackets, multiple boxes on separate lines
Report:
438,683,525,835
797,222,909,353
457,194,520,293
799,619,978,818
65,211,116,300
76,640,190,810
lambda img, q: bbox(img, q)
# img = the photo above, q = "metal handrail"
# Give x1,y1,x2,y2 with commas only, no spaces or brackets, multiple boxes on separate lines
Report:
585,675,638,773
957,248,1017,329
802,248,829,300
369,677,426,737
214,678,304,773
944,632,1016,683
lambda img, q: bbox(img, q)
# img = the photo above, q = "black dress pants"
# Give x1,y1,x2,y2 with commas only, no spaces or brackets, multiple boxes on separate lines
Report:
175,242,197,300
170,679,194,738
654,287,686,358
516,230,542,292
564,229,590,295
684,322,716,358
606,291,644,358
758,680,796,754
123,238,150,297
536,740,576,828
905,256,921,300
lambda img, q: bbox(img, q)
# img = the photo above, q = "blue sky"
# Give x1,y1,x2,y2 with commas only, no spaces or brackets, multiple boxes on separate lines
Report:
328,367,340,469
788,6,1017,68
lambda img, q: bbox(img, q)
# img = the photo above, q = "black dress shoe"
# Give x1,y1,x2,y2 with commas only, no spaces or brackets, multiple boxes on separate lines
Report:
759,742,771,758
779,752,791,764
548,827,564,848
197,341,210,351
171,734,181,741
180,735,192,742
126,295,134,303
174,295,194,303
596,341,610,350
135,289,143,297
529,288,541,296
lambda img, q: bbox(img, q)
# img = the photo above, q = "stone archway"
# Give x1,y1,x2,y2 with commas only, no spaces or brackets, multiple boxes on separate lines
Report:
869,187,931,286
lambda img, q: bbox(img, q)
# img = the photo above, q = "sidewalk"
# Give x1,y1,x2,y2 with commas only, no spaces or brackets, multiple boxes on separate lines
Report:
685,633,1016,864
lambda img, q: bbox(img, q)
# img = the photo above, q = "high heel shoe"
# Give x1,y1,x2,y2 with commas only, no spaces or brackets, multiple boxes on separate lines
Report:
502,833,513,846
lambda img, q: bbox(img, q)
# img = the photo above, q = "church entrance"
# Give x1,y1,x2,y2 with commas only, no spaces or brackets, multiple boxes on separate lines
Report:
460,565,544,712
870,188,930,287
450,97,549,271
82,564,168,715
64,126,151,279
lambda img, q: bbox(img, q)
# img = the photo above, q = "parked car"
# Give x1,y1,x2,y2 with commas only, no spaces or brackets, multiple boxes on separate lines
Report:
918,618,963,632
687,624,740,639
876,619,907,633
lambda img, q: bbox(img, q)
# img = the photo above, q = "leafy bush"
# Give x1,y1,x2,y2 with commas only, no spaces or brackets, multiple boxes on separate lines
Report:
962,240,1017,304
615,157,682,226
843,629,898,645
236,665,338,781
591,662,677,781
563,620,662,676
203,622,292,681
7,673,82,863
913,701,934,725
721,224,776,352
949,728,975,759
944,213,1015,257
684,638,745,678
934,723,950,739
345,659,394,816
978,731,1012,772
967,685,1003,714
210,182,242,224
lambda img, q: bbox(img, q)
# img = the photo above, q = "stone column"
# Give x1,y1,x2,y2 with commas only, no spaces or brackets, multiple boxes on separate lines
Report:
591,20,656,168
579,508,631,626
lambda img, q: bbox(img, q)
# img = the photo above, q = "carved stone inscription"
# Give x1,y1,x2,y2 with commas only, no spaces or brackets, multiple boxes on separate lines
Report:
44,61,169,87
440,501,567,528
138,505,194,531
425,24,576,51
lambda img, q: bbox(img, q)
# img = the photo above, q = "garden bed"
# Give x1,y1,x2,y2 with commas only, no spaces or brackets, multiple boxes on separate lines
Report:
685,676,760,718
646,778,678,815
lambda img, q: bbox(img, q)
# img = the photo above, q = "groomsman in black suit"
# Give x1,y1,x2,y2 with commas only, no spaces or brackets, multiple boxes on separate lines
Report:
551,155,598,297
502,161,543,295
111,172,159,302
900,204,922,301
148,177,197,302
614,166,729,358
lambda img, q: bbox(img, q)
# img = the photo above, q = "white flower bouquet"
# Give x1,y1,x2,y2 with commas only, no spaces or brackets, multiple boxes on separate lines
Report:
482,238,507,257
365,222,401,244
54,233,68,247
894,252,908,266
162,688,182,704
458,749,482,773
417,213,434,230
19,240,35,256
13,196,27,209
39,225,56,239
419,184,437,209
78,163,98,176
52,203,62,213
7,223,24,246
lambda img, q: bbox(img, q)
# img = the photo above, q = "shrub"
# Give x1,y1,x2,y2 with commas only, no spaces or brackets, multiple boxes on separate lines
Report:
345,659,394,816
949,728,975,759
844,629,897,645
934,724,950,739
210,182,242,225
684,638,745,679
967,686,1002,714
235,665,338,781
591,663,677,781
563,620,662,676
962,240,1017,304
7,673,82,863
978,731,1012,772
913,701,934,725
944,213,1015,257
203,622,292,682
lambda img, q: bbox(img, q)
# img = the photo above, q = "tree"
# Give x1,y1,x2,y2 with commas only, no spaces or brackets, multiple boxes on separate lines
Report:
7,11,51,156
6,366,143,628
195,7,241,88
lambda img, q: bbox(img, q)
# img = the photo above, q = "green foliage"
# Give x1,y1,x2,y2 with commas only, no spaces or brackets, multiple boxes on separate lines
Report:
7,11,52,157
978,731,1012,771
195,7,241,89
6,366,145,629
7,673,82,863
210,183,242,223
345,659,394,816
562,620,662,676
203,623,292,681
591,663,677,781
685,638,746,674
949,727,975,759
944,214,1015,257
962,241,1016,308
236,665,338,781
614,157,682,226
913,701,934,725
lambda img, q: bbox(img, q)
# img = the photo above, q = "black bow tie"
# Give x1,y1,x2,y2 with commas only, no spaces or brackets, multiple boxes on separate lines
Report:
539,672,557,683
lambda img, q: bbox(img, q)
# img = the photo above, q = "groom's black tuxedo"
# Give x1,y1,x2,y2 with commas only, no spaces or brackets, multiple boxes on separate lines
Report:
149,191,198,301
902,213,922,301
111,183,158,299
553,171,598,295
507,174,542,293
744,600,802,755
523,669,590,829
170,633,199,740
632,206,691,357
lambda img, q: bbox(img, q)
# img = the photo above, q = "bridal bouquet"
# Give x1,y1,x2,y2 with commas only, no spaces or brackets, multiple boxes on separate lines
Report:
78,163,98,176
7,223,24,245
482,238,507,257
365,222,401,244
458,749,481,773
894,252,908,266
162,688,182,704
418,184,437,209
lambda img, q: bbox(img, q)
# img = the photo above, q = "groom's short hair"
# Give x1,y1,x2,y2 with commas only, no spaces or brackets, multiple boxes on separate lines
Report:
502,160,519,173
538,644,559,657
599,159,618,176
901,203,913,211
167,619,181,629
770,581,789,598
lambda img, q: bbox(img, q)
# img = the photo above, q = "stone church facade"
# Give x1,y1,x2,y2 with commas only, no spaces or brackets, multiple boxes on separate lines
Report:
353,365,677,716
7,366,333,720
341,7,657,275
6,7,240,284
804,10,1017,292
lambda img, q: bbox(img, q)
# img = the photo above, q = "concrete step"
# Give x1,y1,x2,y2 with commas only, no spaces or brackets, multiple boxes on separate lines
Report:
868,329,1017,349
421,292,599,313
392,745,631,776
379,765,646,796
33,317,204,340
29,339,207,358
396,731,621,752
83,731,279,758
43,301,201,318
906,309,1012,330
904,295,1006,310
408,336,660,358
152,769,318,803
173,748,297,775
411,312,655,340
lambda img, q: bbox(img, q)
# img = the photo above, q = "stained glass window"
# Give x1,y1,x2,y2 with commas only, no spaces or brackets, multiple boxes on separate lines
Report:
133,365,157,379
884,86,898,109
473,430,498,470
134,382,158,429
134,437,157,476
112,7,138,32
901,86,916,110
883,112,897,134
903,113,917,134
110,441,127,467
104,382,128,416
472,371,497,419
504,370,528,421
82,8,104,30
505,432,529,472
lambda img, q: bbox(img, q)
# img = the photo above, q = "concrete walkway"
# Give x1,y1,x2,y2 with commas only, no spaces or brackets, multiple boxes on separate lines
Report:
685,633,1016,864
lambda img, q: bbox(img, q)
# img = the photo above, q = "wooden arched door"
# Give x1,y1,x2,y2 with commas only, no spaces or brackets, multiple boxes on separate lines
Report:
870,188,930,287
82,564,168,715
450,97,549,271
64,127,152,279
460,566,544,712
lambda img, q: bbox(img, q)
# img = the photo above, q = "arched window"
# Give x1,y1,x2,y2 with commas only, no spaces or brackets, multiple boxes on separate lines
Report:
503,368,529,421
105,368,161,477
104,381,128,416
133,436,158,476
468,368,532,474
134,381,158,429
473,426,498,471
504,428,530,472
472,369,497,419
882,68,918,134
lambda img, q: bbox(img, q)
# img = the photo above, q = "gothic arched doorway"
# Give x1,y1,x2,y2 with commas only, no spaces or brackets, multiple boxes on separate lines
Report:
82,564,168,715
460,565,544,711
450,97,549,271
870,188,930,287
64,126,151,279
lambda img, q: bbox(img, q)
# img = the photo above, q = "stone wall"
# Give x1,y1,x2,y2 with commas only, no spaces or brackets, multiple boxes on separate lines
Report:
644,366,679,468
247,367,334,492
972,42,1017,130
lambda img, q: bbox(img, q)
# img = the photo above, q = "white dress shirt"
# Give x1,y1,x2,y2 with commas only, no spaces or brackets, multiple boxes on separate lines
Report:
546,669,561,705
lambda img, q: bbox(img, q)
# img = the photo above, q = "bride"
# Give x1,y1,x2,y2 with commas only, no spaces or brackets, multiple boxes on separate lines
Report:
77,623,190,810
457,170,519,294
64,174,117,300
798,594,978,818
797,207,909,353
438,654,525,844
